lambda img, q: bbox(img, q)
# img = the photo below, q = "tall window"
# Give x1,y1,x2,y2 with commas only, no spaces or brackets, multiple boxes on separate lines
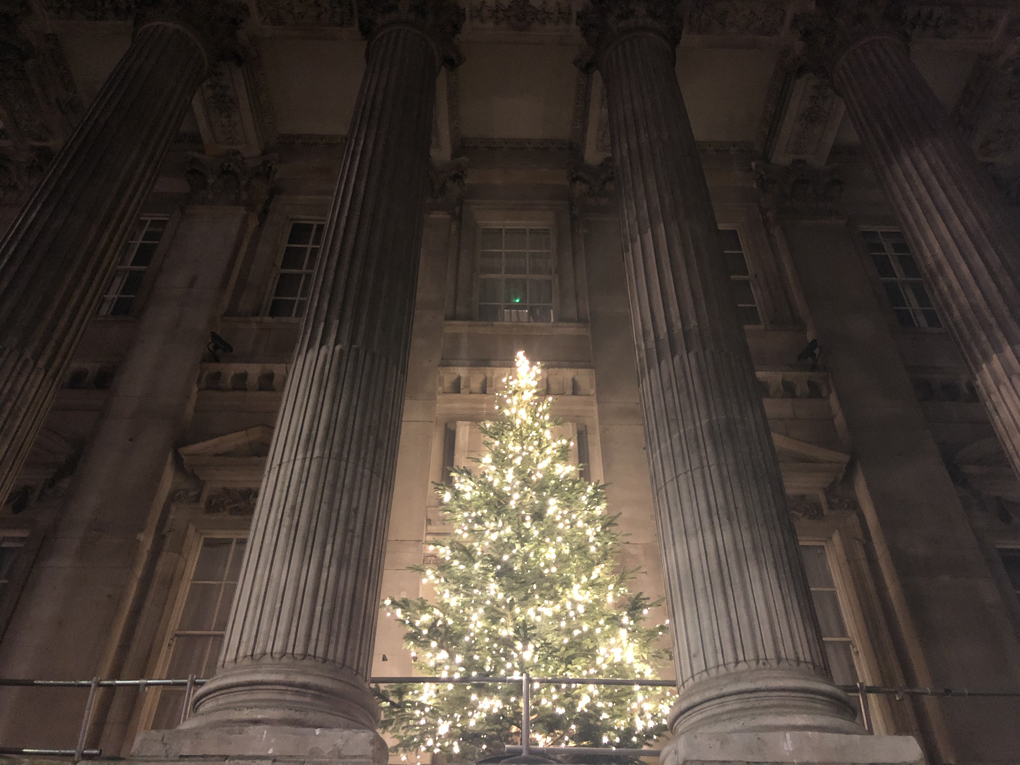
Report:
478,227,553,323
998,548,1020,605
267,221,325,318
97,216,168,316
718,228,761,325
0,532,26,602
147,535,246,729
800,543,862,710
861,229,941,329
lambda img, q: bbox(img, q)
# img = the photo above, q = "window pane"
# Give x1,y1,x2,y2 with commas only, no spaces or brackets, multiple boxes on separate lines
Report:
194,538,232,581
178,583,222,631
921,309,941,328
530,254,552,275
999,550,1020,592
227,540,247,581
478,304,501,321
479,253,502,274
288,222,314,245
890,240,911,254
151,689,185,730
897,254,921,278
825,641,858,685
800,546,835,589
894,308,917,328
906,281,933,308
504,229,527,250
298,274,313,298
110,296,134,316
166,635,214,677
866,241,887,254
504,279,527,305
529,306,553,323
725,252,748,277
274,273,303,298
811,590,849,638
860,230,880,241
293,299,307,318
871,254,895,278
530,278,553,305
281,246,307,270
311,224,323,246
528,229,550,250
717,229,741,251
479,278,501,303
120,269,146,297
481,228,503,250
505,252,527,274
883,282,907,308
269,299,296,318
214,583,236,631
730,280,755,305
131,242,159,267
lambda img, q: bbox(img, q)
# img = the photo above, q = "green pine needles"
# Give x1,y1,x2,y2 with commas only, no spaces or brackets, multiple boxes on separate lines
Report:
377,352,671,763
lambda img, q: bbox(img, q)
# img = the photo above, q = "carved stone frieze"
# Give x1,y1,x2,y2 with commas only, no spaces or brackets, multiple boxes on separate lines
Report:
823,486,860,514
39,0,134,20
753,159,844,216
569,157,615,215
257,0,355,25
192,56,272,157
467,0,571,31
900,3,1006,40
171,487,202,504
687,0,787,37
787,494,825,520
357,0,465,69
184,151,276,213
204,486,259,516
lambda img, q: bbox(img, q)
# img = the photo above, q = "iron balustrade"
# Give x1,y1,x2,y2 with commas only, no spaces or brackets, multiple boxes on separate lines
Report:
2,674,1020,761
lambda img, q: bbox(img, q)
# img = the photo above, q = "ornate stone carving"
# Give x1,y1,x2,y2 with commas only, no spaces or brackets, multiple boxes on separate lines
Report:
171,487,202,504
753,159,844,215
577,0,685,65
184,151,275,213
192,57,271,157
0,146,52,203
788,494,825,520
357,0,465,70
900,3,1005,40
467,0,571,31
428,157,467,210
823,486,860,515
197,66,245,146
569,158,615,214
204,487,259,516
257,0,355,25
772,74,845,166
687,0,786,36
39,0,134,20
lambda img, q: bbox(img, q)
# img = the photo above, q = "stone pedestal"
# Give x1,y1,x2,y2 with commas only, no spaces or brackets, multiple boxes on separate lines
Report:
132,3,463,761
0,2,246,505
664,731,923,765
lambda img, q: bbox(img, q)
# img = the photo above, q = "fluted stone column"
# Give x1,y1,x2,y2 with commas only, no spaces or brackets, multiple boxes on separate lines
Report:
135,3,462,760
0,2,246,506
578,3,921,763
808,7,1020,480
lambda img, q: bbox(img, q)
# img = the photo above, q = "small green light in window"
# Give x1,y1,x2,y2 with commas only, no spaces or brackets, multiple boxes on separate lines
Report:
514,297,521,303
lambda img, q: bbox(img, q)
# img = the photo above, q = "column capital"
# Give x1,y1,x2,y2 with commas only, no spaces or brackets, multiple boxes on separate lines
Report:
135,0,249,70
184,151,276,214
576,0,684,71
793,0,908,80
357,0,464,70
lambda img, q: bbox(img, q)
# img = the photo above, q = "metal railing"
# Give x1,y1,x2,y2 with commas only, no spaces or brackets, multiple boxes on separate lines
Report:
2,674,1020,761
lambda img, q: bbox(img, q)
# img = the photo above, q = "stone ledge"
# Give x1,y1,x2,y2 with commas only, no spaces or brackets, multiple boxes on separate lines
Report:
664,730,924,765
131,725,387,764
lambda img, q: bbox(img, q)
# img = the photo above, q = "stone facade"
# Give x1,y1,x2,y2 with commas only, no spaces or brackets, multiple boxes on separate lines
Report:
0,1,1019,764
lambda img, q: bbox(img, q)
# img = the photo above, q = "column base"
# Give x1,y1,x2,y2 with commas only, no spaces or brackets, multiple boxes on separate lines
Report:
663,731,923,765
131,724,387,764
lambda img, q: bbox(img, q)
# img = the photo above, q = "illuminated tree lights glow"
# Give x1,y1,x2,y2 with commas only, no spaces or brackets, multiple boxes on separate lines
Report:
377,352,671,763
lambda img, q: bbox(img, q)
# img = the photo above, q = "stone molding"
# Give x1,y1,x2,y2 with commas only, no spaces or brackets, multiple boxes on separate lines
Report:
184,151,276,213
256,0,356,26
753,159,844,216
467,0,572,32
568,157,615,215
427,156,467,212
357,0,465,70
686,0,787,37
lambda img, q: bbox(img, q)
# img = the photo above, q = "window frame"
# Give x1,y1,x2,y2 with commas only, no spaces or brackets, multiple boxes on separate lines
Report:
857,225,945,333
261,218,328,320
717,225,763,327
95,213,175,320
474,223,558,324
135,524,249,732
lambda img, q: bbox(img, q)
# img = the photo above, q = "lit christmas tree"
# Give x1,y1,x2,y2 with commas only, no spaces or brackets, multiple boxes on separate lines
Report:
377,352,671,763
